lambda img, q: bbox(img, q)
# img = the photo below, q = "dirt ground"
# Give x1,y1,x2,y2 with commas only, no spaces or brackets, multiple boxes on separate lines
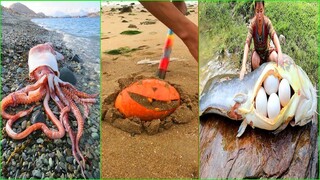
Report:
100,3,199,178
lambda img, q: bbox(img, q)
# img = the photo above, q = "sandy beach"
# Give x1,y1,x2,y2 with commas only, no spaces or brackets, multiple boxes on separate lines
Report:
101,3,199,178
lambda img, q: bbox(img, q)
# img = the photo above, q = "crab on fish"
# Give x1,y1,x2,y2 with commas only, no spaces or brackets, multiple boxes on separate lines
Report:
1,43,98,177
200,54,317,137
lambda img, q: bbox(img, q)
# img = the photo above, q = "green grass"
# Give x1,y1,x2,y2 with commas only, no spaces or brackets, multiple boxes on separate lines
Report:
120,30,142,35
200,2,318,84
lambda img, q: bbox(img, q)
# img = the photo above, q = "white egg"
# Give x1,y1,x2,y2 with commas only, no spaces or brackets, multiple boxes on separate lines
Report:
267,93,281,119
278,79,291,107
255,87,267,116
263,75,279,95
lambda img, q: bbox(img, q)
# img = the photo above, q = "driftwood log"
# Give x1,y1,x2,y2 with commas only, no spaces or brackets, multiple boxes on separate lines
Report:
200,114,318,178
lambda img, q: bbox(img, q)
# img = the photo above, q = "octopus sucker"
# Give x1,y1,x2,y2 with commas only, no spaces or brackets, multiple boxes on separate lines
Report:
1,43,98,178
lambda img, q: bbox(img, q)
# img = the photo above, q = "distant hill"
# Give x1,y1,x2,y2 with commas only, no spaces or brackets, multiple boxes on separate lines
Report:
8,3,47,18
87,12,100,17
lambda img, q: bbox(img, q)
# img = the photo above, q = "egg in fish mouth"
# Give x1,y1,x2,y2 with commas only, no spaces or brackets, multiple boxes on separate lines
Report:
255,73,293,120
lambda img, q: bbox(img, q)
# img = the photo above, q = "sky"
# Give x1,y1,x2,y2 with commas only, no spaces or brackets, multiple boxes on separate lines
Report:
101,1,198,7
1,1,100,17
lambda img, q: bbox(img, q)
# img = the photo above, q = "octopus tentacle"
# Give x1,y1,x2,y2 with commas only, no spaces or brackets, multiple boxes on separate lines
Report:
62,88,86,168
5,87,65,139
61,86,94,119
1,86,47,120
54,78,86,177
19,75,48,93
57,78,98,98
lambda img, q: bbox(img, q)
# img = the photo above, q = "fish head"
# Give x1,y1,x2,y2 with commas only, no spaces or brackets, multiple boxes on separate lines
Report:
242,55,316,131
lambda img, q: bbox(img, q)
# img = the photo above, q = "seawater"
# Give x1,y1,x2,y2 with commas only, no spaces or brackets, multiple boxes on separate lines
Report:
31,17,100,72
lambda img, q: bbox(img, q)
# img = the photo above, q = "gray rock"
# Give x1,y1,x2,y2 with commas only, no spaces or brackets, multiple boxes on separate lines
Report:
2,85,10,93
66,156,74,164
48,157,54,168
21,120,27,129
36,138,44,144
32,170,42,178
31,110,46,124
59,66,77,85
16,67,23,73
91,132,99,140
89,127,98,133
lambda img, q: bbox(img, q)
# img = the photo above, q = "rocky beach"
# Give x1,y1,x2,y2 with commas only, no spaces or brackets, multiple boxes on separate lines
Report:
1,6,100,179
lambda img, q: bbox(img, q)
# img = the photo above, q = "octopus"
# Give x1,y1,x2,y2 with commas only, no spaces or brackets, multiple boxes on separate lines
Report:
1,43,98,177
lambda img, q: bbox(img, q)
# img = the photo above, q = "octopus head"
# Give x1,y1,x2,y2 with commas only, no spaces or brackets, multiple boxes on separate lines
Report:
28,43,64,80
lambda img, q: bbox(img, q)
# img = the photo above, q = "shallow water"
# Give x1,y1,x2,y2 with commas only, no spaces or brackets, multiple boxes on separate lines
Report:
31,17,100,72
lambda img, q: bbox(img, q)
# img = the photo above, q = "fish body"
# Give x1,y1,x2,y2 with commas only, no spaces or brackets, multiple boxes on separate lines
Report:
200,54,317,137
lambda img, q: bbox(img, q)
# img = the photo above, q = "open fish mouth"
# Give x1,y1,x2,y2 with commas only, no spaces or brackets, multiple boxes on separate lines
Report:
200,54,317,137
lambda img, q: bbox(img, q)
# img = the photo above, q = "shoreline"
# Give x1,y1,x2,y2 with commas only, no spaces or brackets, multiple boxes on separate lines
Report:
30,17,101,66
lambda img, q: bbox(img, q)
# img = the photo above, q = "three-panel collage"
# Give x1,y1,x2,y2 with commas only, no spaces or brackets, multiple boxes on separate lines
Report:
0,0,318,179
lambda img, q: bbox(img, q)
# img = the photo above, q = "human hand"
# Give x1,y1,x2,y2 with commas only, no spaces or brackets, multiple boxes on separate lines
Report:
239,67,246,80
277,52,283,66
173,1,187,15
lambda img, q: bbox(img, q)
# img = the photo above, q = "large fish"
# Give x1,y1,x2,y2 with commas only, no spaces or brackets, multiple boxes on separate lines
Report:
200,54,317,137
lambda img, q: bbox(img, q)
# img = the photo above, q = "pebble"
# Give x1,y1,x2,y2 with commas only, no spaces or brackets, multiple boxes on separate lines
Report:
89,127,98,133
32,170,42,178
36,138,44,144
16,67,23,73
1,139,7,147
31,110,46,124
66,156,74,164
3,85,10,93
91,132,99,140
21,120,27,129
49,158,54,168
60,67,77,85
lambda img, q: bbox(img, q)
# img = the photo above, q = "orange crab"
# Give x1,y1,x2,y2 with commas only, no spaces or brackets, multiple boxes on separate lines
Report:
115,79,180,120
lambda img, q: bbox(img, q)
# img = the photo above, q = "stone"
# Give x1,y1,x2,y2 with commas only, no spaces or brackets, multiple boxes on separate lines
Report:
36,138,44,144
59,67,77,85
32,170,42,178
128,24,137,28
91,132,99,140
31,110,46,124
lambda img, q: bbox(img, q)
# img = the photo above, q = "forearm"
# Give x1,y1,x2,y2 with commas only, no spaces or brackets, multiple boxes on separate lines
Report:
242,43,249,69
140,2,196,43
273,33,282,54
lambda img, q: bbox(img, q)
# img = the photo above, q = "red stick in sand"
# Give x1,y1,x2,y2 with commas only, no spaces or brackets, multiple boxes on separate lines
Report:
156,29,174,79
